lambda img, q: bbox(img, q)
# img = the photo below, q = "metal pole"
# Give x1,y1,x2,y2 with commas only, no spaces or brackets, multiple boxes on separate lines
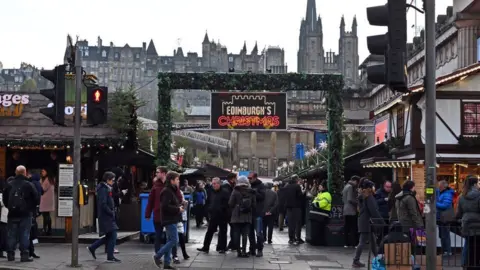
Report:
424,0,437,269
71,46,82,267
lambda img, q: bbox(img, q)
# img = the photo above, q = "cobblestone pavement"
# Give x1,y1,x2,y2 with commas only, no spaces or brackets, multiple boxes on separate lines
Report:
0,223,464,270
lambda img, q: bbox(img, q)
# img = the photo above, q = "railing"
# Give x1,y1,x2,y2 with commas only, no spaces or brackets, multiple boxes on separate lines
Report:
172,130,231,151
367,221,478,269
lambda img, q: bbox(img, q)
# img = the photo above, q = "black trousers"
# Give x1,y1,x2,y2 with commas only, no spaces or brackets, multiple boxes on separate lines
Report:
344,215,358,247
286,208,302,241
233,223,250,253
194,205,205,227
227,223,235,250
262,215,274,242
172,232,188,258
202,216,228,251
0,223,6,254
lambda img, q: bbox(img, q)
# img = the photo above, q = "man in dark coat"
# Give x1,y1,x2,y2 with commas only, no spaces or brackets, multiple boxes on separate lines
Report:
283,176,304,244
247,172,266,257
277,182,287,231
374,180,392,221
223,173,237,250
197,178,230,253
86,172,120,263
262,183,278,244
2,166,39,262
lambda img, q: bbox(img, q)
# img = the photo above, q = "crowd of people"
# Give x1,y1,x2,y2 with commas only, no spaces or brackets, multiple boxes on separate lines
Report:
343,175,480,269
143,166,333,269
0,165,55,262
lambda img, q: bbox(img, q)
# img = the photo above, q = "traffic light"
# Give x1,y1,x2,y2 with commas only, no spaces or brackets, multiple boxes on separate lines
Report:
366,0,408,92
87,86,108,125
39,64,67,125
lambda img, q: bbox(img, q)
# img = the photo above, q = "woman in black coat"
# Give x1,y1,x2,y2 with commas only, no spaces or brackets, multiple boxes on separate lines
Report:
86,172,120,262
352,180,384,268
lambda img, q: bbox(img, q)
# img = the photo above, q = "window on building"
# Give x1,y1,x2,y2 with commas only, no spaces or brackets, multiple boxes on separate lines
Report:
197,61,201,67
136,53,140,59
239,158,249,170
462,102,480,135
115,53,119,59
153,60,156,64
228,56,234,62
311,60,315,68
396,107,405,138
84,50,89,57
102,50,107,57
164,60,168,65
259,159,268,176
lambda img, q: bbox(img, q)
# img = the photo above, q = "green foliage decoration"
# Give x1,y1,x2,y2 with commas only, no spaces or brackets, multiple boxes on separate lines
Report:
109,84,145,150
327,83,345,194
344,130,370,157
157,72,344,191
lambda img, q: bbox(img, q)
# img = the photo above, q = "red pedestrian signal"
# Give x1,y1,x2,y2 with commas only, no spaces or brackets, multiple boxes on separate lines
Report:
93,89,102,103
87,86,108,125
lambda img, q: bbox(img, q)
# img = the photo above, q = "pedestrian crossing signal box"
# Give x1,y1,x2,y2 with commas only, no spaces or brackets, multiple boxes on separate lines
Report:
78,184,89,206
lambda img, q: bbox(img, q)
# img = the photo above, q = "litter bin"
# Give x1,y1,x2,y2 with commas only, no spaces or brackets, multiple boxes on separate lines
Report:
140,193,155,243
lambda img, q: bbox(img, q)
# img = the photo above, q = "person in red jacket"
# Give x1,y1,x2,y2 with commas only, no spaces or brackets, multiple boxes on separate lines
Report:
145,166,168,256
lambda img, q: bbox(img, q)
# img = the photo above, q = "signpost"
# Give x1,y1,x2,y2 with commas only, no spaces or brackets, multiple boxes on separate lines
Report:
58,164,74,217
210,92,287,130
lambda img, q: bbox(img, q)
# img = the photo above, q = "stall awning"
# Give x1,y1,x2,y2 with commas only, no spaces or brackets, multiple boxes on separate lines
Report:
361,159,440,168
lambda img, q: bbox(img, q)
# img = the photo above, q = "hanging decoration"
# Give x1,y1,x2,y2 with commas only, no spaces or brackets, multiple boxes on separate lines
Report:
157,72,344,193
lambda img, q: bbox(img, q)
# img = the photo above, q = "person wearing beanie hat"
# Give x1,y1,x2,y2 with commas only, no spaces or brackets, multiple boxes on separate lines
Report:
352,178,384,268
236,176,250,187
228,176,256,258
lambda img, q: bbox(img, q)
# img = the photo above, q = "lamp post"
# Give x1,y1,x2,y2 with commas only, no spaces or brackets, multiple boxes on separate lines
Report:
282,162,287,174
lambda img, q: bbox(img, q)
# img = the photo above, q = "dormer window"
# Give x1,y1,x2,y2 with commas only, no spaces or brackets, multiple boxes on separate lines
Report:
115,53,119,59
102,50,107,57
136,53,140,59
84,50,89,57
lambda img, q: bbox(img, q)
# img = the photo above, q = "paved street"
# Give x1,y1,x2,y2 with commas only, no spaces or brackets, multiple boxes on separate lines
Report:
0,224,464,269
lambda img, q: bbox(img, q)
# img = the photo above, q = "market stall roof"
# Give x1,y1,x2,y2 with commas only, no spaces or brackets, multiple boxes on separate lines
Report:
345,143,390,169
181,163,232,178
0,93,119,142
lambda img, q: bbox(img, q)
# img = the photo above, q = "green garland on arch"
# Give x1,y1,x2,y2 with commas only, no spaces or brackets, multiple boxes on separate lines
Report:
157,72,345,193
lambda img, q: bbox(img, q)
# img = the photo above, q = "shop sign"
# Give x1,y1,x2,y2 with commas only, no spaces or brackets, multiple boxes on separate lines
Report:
210,92,287,130
47,103,87,119
0,94,30,117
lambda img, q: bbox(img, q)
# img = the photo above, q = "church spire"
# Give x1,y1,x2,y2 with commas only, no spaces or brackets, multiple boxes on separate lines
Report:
203,31,209,44
352,16,357,35
305,0,317,32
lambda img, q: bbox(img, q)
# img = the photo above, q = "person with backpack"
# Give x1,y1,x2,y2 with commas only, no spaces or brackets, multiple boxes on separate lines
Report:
197,177,230,254
247,172,265,257
229,176,256,258
2,166,39,262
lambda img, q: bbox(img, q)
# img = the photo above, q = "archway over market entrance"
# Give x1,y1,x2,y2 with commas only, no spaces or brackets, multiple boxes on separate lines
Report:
157,73,344,194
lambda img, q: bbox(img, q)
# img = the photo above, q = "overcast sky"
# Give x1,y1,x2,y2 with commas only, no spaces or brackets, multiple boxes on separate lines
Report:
0,0,452,71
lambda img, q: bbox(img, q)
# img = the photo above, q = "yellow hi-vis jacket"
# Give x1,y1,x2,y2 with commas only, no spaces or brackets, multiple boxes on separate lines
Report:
311,191,332,217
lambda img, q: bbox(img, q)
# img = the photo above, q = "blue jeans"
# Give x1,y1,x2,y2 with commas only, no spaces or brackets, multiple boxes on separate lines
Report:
438,225,451,254
248,217,264,251
89,230,117,259
153,222,163,253
7,215,32,256
154,224,178,265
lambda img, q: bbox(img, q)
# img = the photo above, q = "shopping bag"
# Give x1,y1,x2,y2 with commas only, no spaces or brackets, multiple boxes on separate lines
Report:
410,228,426,245
371,256,386,270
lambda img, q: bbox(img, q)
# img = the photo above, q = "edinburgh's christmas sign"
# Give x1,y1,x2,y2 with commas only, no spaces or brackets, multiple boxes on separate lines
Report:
210,92,287,130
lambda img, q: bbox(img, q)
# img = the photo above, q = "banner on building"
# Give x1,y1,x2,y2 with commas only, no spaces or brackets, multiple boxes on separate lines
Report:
295,143,305,160
210,92,287,130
